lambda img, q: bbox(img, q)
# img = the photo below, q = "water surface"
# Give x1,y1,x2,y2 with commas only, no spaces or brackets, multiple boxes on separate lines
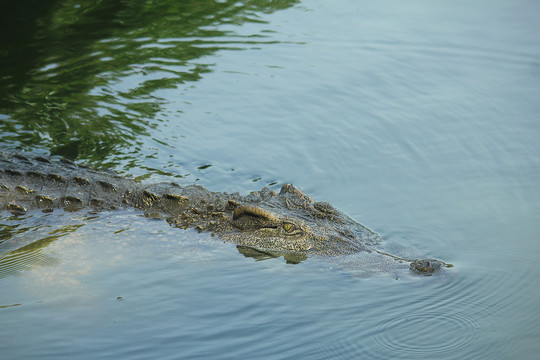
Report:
1,0,539,358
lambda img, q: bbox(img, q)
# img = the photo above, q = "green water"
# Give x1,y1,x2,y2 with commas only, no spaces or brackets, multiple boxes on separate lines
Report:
1,0,300,169
1,0,540,359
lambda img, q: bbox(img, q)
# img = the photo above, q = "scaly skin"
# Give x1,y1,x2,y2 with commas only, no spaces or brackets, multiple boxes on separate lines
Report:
0,152,448,274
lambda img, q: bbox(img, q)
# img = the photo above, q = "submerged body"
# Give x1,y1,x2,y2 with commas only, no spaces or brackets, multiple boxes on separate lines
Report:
0,152,447,274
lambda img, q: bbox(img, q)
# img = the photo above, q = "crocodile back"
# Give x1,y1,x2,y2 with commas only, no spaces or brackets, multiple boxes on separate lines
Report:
0,152,139,213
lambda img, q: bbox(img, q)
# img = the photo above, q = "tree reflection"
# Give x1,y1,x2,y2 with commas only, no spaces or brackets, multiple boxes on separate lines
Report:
0,0,298,163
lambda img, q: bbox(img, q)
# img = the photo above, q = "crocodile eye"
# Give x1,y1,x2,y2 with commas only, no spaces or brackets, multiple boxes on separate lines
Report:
283,222,295,233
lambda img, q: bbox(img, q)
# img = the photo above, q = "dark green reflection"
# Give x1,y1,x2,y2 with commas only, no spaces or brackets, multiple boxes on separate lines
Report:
0,0,298,164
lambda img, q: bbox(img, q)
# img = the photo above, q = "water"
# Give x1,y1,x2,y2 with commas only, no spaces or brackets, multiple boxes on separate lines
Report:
1,0,540,358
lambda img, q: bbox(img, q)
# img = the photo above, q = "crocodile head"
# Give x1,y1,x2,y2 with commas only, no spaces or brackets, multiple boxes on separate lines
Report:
221,184,380,256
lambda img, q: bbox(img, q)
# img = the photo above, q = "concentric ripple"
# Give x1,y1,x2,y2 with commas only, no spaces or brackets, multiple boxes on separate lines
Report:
372,310,479,356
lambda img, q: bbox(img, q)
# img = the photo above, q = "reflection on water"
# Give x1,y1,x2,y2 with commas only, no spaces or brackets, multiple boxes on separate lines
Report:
0,0,298,165
0,209,239,303
0,212,85,279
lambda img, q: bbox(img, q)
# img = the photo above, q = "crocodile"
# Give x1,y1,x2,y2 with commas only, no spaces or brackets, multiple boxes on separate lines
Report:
0,152,449,275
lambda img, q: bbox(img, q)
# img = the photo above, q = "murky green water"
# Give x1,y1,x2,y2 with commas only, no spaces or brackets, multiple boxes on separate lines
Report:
1,0,540,358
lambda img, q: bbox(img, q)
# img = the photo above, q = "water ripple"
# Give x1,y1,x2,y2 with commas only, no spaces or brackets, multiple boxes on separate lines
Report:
372,310,479,356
